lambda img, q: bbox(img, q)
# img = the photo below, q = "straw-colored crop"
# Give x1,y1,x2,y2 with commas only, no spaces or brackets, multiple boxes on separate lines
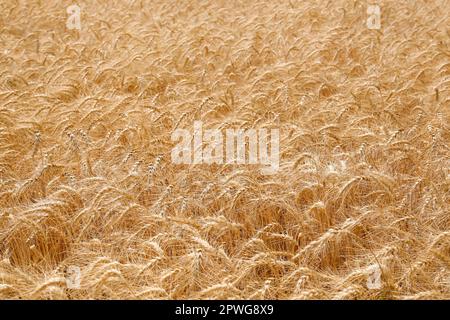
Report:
0,0,449,299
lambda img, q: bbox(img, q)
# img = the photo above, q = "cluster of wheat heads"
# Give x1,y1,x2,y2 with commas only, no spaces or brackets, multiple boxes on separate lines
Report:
0,0,449,300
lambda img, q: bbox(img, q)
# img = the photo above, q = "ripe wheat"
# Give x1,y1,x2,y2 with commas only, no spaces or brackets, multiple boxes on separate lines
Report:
0,0,449,299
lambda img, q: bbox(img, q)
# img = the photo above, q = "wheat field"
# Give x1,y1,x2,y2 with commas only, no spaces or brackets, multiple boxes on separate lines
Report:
0,0,449,300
